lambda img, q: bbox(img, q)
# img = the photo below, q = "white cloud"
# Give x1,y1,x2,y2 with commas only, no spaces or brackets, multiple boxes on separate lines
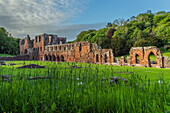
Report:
0,0,96,40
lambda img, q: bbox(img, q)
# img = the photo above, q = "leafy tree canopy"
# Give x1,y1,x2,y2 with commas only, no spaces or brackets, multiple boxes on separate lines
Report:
0,27,20,55
74,10,170,56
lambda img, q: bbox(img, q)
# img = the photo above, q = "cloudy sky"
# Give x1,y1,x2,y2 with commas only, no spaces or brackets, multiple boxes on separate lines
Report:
0,0,170,41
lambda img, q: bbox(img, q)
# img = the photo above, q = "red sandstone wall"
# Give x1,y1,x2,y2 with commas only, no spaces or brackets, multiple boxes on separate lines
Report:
43,41,114,64
129,46,163,68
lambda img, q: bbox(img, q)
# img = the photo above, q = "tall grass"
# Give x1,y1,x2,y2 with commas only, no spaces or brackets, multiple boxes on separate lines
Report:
0,61,169,113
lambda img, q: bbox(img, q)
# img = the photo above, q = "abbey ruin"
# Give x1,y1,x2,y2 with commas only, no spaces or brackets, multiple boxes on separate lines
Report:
0,33,170,68
19,34,114,64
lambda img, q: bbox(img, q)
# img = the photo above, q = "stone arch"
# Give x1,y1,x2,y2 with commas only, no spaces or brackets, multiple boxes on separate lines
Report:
144,48,163,67
60,55,65,62
48,54,52,61
129,47,144,65
130,46,163,67
135,53,140,64
52,54,56,61
104,54,108,63
96,54,99,62
148,52,157,66
56,55,60,62
44,54,48,61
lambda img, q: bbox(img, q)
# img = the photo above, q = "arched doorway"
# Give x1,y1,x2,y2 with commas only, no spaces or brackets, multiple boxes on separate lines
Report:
48,55,52,61
104,54,108,63
96,54,99,62
61,55,65,62
56,55,60,62
148,52,157,67
135,54,140,64
52,54,56,61
44,54,48,61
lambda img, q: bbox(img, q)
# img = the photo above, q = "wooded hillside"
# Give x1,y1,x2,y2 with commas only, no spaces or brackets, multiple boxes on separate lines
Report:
0,27,20,55
74,10,170,56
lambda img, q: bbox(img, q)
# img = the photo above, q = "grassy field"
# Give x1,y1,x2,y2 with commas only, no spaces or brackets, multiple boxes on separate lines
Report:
163,51,170,57
0,54,14,57
0,61,169,113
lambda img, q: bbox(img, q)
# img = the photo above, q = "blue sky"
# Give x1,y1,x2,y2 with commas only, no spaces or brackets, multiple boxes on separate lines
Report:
0,0,170,41
72,0,170,24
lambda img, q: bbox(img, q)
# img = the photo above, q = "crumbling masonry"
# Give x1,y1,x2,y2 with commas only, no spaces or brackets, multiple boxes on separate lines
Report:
1,33,170,68
19,34,114,64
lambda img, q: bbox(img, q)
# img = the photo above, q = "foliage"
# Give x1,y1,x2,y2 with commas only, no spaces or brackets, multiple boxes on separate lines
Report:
74,29,97,42
74,11,170,56
0,27,20,55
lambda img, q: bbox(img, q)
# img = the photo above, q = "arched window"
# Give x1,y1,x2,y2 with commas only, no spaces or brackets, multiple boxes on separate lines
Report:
135,54,140,64
24,49,28,54
96,54,99,62
55,46,57,51
79,43,82,51
104,54,108,63
35,36,38,42
60,41,62,44
39,36,41,42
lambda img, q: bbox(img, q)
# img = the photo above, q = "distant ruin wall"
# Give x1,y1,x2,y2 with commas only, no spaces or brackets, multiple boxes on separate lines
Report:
43,41,114,64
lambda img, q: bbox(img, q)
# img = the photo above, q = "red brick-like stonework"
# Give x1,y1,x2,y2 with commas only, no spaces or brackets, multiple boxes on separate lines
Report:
128,46,163,68
43,41,114,64
19,34,114,64
1,33,170,68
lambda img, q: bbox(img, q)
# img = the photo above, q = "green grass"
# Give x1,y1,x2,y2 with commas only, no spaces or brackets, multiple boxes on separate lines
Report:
0,61,169,113
163,51,170,57
0,54,14,57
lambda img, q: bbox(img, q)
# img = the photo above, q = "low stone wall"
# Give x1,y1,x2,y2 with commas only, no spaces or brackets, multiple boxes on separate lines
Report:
163,57,170,68
0,55,30,61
